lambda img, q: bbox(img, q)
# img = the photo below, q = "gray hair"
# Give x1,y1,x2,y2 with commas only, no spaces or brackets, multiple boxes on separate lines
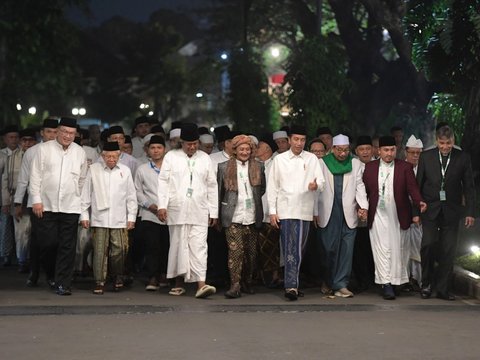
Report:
436,125,454,140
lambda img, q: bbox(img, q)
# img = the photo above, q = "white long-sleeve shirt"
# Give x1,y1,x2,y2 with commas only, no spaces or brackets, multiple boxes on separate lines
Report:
231,160,255,225
267,149,325,221
210,150,230,177
261,156,274,223
158,149,218,226
29,140,87,214
14,142,42,207
80,162,137,228
135,161,165,225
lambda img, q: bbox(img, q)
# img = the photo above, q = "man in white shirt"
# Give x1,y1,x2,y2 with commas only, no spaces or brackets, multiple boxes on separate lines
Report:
131,116,151,158
2,128,37,273
134,135,170,291
29,117,88,295
80,141,137,295
0,124,19,266
199,134,214,155
102,126,139,177
314,134,368,298
158,123,218,298
13,118,58,286
267,124,325,300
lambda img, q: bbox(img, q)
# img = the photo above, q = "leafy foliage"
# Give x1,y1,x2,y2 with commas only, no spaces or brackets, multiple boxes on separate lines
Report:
285,36,351,136
227,47,272,134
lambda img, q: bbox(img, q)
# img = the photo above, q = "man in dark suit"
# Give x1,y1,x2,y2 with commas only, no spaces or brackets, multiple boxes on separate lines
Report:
416,125,476,300
363,136,426,300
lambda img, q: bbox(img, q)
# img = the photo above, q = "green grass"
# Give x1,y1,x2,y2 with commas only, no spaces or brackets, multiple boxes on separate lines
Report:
456,254,480,275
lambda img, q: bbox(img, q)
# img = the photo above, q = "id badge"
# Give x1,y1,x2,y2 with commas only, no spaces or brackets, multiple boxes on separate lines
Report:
245,198,253,209
439,190,446,201
186,188,194,198
378,198,385,210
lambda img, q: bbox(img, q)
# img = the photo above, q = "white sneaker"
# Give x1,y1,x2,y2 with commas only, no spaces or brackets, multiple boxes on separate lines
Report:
334,288,354,298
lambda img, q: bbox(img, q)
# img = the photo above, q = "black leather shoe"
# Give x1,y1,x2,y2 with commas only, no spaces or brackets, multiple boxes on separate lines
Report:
382,283,395,300
420,286,432,299
436,292,455,301
56,285,72,296
284,289,298,301
47,279,56,290
26,272,39,287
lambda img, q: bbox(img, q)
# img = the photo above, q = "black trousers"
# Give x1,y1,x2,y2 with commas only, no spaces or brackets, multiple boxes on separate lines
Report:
352,227,375,288
37,212,79,288
29,211,41,280
142,220,170,278
206,227,228,285
421,212,459,295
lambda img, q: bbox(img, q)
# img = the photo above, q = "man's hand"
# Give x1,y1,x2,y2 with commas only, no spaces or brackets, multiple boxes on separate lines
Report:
80,220,90,229
148,204,158,215
14,205,23,222
157,208,167,222
208,218,217,227
270,214,280,229
127,221,135,230
465,216,475,228
419,201,427,213
412,216,421,226
308,178,318,191
313,215,320,228
357,208,368,222
32,203,43,218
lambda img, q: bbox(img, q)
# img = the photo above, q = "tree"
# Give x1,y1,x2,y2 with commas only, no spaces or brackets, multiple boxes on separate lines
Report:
0,0,87,126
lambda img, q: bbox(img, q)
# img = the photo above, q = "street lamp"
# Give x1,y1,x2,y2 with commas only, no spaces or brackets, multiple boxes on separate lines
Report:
196,92,204,98
28,106,36,115
16,104,22,111
79,108,86,116
72,107,79,116
270,47,280,58
220,52,228,60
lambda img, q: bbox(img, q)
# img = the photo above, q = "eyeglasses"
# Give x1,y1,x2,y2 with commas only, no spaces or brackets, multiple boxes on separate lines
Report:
334,147,350,153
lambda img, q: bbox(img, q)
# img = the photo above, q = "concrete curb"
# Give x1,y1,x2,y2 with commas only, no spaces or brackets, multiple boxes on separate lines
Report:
453,265,480,300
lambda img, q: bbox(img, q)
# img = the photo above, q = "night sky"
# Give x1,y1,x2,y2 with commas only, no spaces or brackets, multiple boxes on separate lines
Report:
69,0,214,26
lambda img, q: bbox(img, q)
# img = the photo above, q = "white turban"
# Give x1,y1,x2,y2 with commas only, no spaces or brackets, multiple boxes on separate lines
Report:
332,134,349,146
406,134,423,148
142,133,154,146
273,130,288,140
199,134,214,144
169,128,181,138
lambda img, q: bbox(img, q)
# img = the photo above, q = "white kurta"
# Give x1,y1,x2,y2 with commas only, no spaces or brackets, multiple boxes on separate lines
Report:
369,160,409,285
29,140,88,214
14,142,41,207
158,149,218,282
267,149,325,221
80,162,137,228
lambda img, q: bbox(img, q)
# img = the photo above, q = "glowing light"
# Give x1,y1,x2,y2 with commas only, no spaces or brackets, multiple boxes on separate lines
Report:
196,92,204,98
72,108,79,116
148,111,154,116
16,104,22,111
28,106,37,115
220,53,228,60
270,47,280,58
79,108,86,116
471,245,480,255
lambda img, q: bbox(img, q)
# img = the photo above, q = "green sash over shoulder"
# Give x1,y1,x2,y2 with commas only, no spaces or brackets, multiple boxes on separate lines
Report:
323,153,352,175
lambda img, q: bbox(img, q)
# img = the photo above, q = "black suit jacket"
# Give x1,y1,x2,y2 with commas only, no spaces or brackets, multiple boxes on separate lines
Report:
416,148,475,224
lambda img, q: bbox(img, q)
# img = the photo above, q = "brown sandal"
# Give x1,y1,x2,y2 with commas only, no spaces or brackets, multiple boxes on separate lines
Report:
93,283,104,295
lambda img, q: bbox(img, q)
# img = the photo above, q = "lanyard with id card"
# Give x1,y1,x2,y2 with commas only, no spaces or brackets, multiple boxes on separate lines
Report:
240,170,253,209
439,152,450,202
186,159,195,198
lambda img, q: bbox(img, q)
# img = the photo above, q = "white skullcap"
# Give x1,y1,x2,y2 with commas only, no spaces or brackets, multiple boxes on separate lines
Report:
199,134,214,144
406,134,423,149
249,135,259,146
273,130,288,140
332,134,349,146
169,128,181,138
142,133,154,146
